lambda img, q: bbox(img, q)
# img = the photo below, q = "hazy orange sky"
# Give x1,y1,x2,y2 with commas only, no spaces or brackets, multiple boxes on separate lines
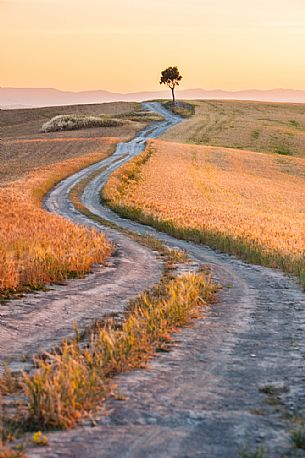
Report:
1,0,305,92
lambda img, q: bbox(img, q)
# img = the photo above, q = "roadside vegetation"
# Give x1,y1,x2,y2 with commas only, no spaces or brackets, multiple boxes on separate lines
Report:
0,140,116,298
103,139,305,288
67,160,188,265
291,428,305,449
238,447,268,458
0,259,217,452
162,100,305,158
21,271,216,429
162,100,195,118
116,108,164,123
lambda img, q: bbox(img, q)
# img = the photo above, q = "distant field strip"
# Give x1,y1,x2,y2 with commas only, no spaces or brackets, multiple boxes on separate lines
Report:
162,100,305,158
103,140,305,286
4,137,111,144
0,139,116,297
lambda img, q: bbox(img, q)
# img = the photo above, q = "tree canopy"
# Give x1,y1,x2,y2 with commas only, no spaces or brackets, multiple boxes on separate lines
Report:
160,66,183,103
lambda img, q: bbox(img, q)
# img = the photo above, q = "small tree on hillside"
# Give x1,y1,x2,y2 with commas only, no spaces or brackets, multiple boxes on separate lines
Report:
160,66,182,103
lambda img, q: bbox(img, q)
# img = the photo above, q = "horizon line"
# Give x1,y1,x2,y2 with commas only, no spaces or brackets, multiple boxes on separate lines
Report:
2,86,305,94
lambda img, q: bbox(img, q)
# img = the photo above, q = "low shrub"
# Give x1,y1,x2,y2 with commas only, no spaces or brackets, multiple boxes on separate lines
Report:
41,115,123,133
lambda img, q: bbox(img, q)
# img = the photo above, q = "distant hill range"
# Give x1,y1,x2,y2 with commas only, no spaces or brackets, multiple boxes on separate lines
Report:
1,87,305,109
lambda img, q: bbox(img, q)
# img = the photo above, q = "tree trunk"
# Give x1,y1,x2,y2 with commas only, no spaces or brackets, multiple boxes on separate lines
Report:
171,87,175,104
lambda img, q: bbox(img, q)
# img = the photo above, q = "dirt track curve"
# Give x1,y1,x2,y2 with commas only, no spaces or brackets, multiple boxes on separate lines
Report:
0,103,178,368
4,103,305,457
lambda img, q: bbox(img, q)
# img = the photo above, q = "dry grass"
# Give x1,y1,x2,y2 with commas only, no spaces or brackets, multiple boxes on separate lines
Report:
0,103,137,297
0,102,162,184
162,101,195,118
40,114,123,133
162,100,305,158
103,139,305,287
0,99,169,297
68,161,188,265
116,109,165,123
0,102,139,138
291,428,305,449
21,271,216,429
0,139,116,297
0,177,216,437
39,107,163,134
0,449,26,458
0,137,118,185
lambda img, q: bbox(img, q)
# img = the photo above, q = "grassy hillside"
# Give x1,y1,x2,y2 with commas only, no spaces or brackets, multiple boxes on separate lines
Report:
0,102,152,184
103,139,305,287
0,101,139,138
162,100,305,158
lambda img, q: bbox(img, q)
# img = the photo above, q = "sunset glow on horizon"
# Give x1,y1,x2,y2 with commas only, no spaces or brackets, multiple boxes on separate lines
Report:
1,0,305,92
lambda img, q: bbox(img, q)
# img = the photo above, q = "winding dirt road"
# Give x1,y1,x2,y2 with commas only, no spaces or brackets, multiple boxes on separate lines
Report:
4,103,305,457
0,103,178,368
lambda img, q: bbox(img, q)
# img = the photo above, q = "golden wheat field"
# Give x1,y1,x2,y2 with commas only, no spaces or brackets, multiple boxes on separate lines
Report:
162,100,305,158
0,139,116,296
0,100,147,298
103,139,305,285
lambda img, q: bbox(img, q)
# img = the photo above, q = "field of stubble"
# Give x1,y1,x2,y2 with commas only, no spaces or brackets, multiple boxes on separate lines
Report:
162,99,305,158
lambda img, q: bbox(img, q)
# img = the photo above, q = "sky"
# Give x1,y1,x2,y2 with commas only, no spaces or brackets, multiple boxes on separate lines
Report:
1,0,305,92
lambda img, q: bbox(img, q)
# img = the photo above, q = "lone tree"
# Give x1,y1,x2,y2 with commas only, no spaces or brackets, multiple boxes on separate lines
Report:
160,66,182,103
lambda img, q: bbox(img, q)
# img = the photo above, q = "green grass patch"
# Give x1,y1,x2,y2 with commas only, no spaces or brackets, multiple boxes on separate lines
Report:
274,145,293,156
238,447,268,458
251,129,261,140
291,428,305,449
289,119,300,128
